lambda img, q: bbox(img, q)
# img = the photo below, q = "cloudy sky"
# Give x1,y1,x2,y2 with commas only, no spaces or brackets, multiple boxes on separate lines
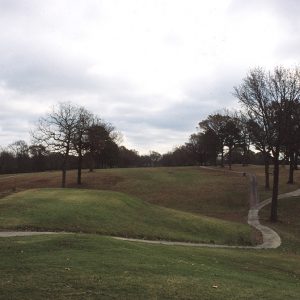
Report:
0,0,299,154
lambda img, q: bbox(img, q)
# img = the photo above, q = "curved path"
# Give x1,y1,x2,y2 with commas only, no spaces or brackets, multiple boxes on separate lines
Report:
114,170,298,249
1,168,299,249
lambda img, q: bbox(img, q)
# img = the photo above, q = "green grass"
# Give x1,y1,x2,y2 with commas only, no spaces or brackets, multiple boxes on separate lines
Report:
233,164,300,201
0,167,250,222
260,195,300,254
83,167,249,222
0,188,253,245
1,165,299,299
0,234,299,300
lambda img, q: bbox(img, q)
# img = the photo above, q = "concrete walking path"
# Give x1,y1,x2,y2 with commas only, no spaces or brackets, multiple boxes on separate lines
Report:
249,187,300,248
0,231,59,237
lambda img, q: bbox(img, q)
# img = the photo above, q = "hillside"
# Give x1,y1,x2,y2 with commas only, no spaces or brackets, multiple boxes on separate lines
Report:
0,188,253,245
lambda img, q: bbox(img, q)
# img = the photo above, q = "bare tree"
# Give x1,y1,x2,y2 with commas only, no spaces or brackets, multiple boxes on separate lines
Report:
32,102,79,187
235,112,251,166
72,107,93,184
246,117,271,189
234,66,300,222
282,99,300,184
222,116,241,170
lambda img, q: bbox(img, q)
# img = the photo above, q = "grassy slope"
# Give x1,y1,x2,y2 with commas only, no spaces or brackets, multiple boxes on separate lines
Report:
0,167,249,222
1,166,299,299
0,234,299,300
0,188,252,245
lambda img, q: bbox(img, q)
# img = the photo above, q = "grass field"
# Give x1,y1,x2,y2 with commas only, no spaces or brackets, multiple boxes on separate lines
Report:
260,195,300,254
0,167,249,222
233,164,300,200
0,165,299,299
0,234,299,300
0,188,253,245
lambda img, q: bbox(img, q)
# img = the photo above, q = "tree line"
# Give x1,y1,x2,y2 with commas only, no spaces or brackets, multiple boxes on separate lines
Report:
0,141,160,173
0,103,163,184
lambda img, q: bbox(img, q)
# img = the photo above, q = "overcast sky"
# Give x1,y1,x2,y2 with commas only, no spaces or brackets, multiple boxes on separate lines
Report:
0,0,300,154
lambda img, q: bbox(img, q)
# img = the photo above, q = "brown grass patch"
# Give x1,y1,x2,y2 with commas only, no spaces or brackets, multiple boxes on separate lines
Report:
0,167,251,224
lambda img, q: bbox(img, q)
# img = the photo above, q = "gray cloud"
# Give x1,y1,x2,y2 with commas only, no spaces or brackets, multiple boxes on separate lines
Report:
0,1,300,153
228,0,300,35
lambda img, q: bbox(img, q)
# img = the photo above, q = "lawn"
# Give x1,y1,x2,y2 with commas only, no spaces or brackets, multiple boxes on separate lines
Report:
0,234,299,300
233,164,300,201
260,195,300,254
0,165,299,299
0,167,249,222
0,188,253,245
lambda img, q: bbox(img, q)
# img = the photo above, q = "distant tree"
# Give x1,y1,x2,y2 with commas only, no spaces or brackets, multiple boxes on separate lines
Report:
32,102,78,187
202,129,219,165
139,154,152,167
86,121,112,172
8,140,30,172
29,144,48,172
169,145,193,166
0,149,15,174
222,117,241,170
149,151,161,167
186,133,204,165
46,152,64,171
185,130,218,166
9,140,29,157
118,146,140,167
101,140,119,168
199,113,229,167
230,147,244,164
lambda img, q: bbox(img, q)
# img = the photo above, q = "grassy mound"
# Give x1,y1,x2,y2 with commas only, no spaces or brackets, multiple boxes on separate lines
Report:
0,188,253,245
0,167,250,222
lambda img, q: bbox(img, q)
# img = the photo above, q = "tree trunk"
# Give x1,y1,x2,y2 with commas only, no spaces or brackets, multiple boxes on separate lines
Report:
77,152,82,185
61,143,71,188
264,153,270,190
242,145,248,166
228,147,232,170
61,155,68,188
62,168,66,188
89,152,95,172
271,155,279,222
287,151,294,184
294,151,298,170
221,149,224,168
